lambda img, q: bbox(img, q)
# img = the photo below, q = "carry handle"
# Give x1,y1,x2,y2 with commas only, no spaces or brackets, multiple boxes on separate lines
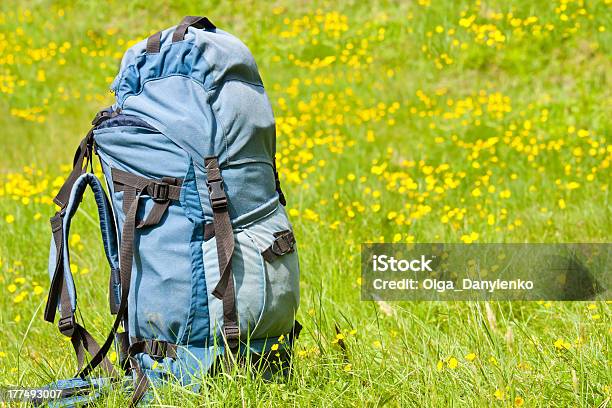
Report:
172,16,215,43
146,16,215,54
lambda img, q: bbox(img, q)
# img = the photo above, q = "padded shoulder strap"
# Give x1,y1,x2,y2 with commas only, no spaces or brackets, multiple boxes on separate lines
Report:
45,173,119,321
44,172,119,377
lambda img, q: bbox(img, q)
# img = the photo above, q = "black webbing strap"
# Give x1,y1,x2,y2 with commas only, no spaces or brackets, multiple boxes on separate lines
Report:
205,157,240,352
172,16,216,43
128,338,178,360
78,170,182,382
127,338,178,405
53,108,116,208
77,189,140,379
130,356,149,407
273,156,287,206
261,230,296,263
53,134,93,208
146,31,162,54
112,169,181,228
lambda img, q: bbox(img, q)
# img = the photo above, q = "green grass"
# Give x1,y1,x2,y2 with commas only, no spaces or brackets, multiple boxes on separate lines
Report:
0,0,610,406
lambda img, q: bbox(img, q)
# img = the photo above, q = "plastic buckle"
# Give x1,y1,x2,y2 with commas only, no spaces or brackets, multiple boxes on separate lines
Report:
224,326,240,351
207,180,227,210
50,211,64,233
148,341,167,358
58,315,75,337
150,182,169,202
271,231,295,256
91,109,111,127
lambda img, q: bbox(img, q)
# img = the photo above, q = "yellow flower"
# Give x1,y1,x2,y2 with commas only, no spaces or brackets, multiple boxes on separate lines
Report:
448,357,458,369
558,199,566,209
514,396,524,406
465,352,477,361
13,292,27,303
436,360,443,371
5,215,15,224
271,343,279,351
70,234,81,246
343,363,352,372
494,389,505,400
553,338,571,350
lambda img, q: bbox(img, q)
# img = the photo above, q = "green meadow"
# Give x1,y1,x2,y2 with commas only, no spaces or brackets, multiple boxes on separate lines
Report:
0,0,610,406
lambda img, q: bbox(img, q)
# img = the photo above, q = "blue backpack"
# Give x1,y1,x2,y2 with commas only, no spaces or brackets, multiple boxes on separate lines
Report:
44,16,300,405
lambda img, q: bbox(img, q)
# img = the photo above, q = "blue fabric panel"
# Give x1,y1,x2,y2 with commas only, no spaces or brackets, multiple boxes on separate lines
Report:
119,76,279,223
95,126,208,345
203,204,299,342
120,76,222,165
209,80,275,161
94,125,190,180
178,161,209,345
242,205,300,338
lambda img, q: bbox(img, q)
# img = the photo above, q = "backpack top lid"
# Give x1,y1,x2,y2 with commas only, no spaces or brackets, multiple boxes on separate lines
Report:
111,17,263,106
103,16,279,223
